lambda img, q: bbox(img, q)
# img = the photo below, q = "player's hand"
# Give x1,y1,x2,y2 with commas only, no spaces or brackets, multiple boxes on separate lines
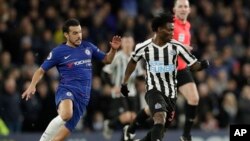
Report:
120,84,129,97
22,85,36,101
201,60,210,69
110,35,121,50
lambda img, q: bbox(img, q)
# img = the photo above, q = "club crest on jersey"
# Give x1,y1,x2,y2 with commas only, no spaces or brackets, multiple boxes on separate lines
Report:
66,92,72,96
170,50,176,55
85,49,91,55
155,103,162,109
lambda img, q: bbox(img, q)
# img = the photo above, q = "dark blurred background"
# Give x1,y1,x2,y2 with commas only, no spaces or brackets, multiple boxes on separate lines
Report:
0,0,250,135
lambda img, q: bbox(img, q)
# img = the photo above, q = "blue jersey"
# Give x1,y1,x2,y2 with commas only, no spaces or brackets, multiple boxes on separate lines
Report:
41,41,105,102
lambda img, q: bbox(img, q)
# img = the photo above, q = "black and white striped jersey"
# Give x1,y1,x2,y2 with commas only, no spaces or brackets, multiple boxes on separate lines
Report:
131,38,197,98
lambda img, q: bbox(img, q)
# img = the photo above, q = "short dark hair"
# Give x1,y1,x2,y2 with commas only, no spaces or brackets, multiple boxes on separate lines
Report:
151,12,174,32
62,18,80,33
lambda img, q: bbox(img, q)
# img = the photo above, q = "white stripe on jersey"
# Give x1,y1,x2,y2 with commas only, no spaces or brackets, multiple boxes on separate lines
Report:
159,46,170,97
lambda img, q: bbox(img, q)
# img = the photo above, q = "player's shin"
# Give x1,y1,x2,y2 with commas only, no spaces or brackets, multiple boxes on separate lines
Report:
128,109,150,134
39,115,66,141
183,104,197,137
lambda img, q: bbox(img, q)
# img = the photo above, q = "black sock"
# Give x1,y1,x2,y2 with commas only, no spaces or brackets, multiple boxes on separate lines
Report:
109,117,121,129
151,124,164,141
140,125,166,141
128,109,149,134
183,104,197,137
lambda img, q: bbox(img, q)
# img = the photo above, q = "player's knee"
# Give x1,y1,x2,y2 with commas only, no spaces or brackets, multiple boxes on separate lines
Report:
60,111,73,121
153,112,166,124
187,94,199,105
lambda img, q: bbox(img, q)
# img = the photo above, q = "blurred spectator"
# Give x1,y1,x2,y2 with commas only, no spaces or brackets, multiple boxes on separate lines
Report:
21,50,39,81
0,77,22,133
237,85,250,124
21,81,42,132
217,92,238,128
0,51,13,77
35,80,57,131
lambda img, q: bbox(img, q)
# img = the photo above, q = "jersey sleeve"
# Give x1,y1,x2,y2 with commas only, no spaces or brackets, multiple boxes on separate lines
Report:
176,43,197,66
41,49,60,71
89,42,106,61
131,44,144,62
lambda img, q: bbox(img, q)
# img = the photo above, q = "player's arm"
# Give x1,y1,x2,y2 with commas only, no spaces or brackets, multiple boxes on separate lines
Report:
21,67,45,101
123,59,137,84
22,49,59,101
120,41,146,97
120,59,137,97
177,43,209,71
189,60,209,72
102,35,121,64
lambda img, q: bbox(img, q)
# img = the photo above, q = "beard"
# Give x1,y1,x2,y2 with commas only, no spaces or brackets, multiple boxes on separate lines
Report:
70,38,81,46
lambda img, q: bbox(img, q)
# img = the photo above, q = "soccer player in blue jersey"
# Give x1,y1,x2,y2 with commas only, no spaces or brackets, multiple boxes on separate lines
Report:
21,19,121,141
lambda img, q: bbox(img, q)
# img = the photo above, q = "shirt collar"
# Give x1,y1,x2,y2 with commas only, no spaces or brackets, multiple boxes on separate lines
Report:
174,16,187,25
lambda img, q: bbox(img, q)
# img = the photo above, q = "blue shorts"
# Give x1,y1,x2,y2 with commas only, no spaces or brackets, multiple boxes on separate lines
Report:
55,87,89,132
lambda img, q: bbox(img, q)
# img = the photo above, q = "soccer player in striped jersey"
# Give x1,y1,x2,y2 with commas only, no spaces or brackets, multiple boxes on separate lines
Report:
102,33,144,139
120,12,209,141
21,19,121,141
122,0,202,141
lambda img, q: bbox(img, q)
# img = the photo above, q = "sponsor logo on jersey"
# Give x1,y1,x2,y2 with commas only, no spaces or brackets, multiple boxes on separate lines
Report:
149,61,175,73
66,59,91,68
74,59,91,65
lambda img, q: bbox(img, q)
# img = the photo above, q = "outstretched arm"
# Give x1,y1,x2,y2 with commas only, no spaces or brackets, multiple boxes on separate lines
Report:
22,67,45,101
175,42,210,72
103,35,121,64
190,60,209,72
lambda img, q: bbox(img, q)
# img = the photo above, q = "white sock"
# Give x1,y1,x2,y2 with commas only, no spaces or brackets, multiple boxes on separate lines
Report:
39,115,66,141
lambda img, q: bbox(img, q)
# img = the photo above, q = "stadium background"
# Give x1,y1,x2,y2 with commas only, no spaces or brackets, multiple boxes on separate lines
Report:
0,0,249,140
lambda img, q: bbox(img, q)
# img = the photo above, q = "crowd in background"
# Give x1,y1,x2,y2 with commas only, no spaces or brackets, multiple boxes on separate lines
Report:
0,0,250,134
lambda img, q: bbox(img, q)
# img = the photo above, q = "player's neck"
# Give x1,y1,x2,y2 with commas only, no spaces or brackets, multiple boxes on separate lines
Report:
152,36,168,47
66,42,77,48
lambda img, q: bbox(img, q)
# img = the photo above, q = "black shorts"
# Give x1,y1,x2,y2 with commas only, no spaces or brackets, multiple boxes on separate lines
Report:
177,67,194,87
145,88,176,117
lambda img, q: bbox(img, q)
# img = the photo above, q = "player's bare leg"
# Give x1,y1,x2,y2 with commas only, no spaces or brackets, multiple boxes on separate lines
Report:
52,99,73,141
40,99,73,141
